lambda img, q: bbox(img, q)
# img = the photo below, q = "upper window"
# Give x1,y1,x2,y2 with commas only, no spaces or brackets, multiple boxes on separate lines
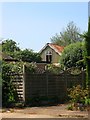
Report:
46,51,52,63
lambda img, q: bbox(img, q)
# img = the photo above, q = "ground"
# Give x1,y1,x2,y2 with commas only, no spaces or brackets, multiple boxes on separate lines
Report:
1,104,89,119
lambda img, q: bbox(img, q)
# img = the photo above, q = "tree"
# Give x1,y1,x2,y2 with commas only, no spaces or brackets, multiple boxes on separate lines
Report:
84,17,90,95
60,42,85,69
2,39,20,52
51,21,82,46
2,39,20,58
17,49,41,62
2,39,41,63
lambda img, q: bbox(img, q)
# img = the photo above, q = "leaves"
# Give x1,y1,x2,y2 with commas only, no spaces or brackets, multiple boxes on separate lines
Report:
51,21,82,46
68,85,88,103
84,17,90,90
60,42,86,69
18,49,41,62
2,39,41,63
2,62,18,107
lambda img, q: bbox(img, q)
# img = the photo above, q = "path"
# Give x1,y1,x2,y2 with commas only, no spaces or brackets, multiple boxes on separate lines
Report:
1,104,89,119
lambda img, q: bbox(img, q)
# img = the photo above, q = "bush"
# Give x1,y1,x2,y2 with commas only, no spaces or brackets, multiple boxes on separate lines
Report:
60,42,86,69
2,60,38,107
68,85,88,104
67,85,89,110
67,104,73,110
2,62,18,107
46,64,63,74
85,97,90,106
25,62,37,73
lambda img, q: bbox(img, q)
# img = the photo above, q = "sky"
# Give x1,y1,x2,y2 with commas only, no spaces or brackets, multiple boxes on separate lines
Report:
1,2,88,52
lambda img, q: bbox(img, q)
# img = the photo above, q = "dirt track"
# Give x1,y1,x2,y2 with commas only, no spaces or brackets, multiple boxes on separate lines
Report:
1,104,88,119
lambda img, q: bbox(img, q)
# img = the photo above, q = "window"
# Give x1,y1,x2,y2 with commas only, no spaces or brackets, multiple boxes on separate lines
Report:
46,51,52,63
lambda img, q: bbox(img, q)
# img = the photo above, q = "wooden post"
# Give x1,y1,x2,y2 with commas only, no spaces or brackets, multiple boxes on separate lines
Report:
46,73,48,97
23,64,26,103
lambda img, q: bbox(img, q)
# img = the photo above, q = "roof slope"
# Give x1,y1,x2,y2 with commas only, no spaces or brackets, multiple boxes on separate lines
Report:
39,43,64,55
0,51,13,60
0,51,18,61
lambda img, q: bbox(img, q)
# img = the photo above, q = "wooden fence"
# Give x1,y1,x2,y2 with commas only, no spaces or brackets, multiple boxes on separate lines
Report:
11,73,24,102
10,65,86,104
24,67,86,104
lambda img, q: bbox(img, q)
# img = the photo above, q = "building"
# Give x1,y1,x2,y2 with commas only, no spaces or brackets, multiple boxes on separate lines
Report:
0,51,18,62
39,43,64,65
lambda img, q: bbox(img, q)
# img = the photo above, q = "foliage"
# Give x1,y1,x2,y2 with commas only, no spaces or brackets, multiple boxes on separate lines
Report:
51,21,82,46
2,39,42,63
2,39,20,58
25,62,37,73
2,61,18,107
67,104,73,110
0,61,2,107
2,39,20,52
16,49,41,62
84,17,90,95
46,64,63,74
9,62,24,74
67,67,82,75
68,85,88,104
85,97,90,105
67,85,90,111
3,61,37,74
2,60,38,107
60,42,86,69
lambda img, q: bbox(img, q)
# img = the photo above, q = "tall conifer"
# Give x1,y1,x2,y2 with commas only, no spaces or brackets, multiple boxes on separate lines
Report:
85,17,90,97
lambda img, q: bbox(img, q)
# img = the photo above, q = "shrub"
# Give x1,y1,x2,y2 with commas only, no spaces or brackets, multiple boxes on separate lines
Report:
60,42,86,69
46,64,63,74
85,97,90,106
68,85,88,104
2,62,18,107
67,85,89,110
25,62,37,73
67,104,73,110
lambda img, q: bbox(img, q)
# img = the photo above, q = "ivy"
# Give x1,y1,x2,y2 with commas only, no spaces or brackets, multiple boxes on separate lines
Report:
2,61,18,107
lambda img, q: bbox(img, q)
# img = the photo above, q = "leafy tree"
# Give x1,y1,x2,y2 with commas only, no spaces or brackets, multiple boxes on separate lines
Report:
16,49,41,62
2,39,20,57
51,21,82,46
2,39,41,63
60,42,85,69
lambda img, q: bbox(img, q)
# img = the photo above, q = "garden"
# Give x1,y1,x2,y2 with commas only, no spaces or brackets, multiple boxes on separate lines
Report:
1,18,90,119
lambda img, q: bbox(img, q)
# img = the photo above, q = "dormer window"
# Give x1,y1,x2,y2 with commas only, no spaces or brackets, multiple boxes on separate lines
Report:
46,51,52,63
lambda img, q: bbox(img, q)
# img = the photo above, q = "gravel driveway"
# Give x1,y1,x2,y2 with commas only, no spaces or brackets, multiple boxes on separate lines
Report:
1,104,88,119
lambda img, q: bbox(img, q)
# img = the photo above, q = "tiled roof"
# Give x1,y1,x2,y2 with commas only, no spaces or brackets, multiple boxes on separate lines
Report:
39,43,64,55
49,43,64,55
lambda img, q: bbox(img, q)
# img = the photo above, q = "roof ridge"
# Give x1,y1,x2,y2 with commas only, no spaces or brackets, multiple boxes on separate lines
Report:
49,44,64,55
39,43,64,55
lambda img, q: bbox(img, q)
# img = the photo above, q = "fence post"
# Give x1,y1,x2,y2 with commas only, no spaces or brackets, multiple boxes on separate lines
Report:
65,71,67,99
23,64,26,103
81,69,85,88
46,72,48,97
